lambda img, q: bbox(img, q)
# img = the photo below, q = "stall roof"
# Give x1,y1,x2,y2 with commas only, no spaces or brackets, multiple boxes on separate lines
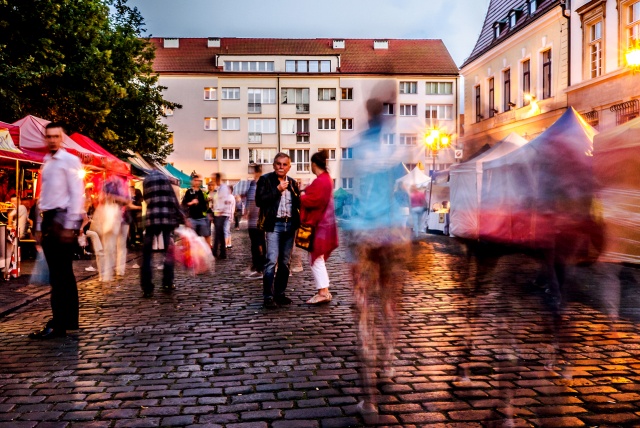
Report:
126,152,180,186
164,164,191,188
69,133,130,176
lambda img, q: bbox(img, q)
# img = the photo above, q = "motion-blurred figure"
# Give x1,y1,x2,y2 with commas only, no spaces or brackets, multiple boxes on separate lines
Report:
341,82,409,416
29,122,84,339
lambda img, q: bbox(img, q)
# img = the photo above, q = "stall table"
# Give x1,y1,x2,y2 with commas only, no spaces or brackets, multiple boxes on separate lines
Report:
427,210,450,235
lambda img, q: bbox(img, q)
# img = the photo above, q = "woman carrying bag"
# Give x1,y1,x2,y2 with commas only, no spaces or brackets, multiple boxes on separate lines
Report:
299,150,339,304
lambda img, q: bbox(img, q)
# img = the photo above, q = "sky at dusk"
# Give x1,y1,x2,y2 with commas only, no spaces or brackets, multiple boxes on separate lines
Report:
127,0,490,67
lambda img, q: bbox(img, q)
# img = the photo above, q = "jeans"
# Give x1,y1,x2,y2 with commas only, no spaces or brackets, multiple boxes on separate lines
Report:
213,216,228,258
263,220,295,299
141,225,175,293
411,207,425,237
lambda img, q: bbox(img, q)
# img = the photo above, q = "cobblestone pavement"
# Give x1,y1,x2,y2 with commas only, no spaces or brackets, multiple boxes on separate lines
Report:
1,226,640,427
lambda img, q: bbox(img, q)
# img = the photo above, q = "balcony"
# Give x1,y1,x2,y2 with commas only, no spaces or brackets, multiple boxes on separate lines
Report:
248,132,262,143
248,102,262,114
296,103,310,114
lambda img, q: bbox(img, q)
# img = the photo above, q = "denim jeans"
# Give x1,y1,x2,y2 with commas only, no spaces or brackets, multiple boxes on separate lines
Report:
263,220,295,299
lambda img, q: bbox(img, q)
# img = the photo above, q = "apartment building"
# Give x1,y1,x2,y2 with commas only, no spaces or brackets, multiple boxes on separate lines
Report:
567,0,640,130
150,37,459,186
459,0,570,158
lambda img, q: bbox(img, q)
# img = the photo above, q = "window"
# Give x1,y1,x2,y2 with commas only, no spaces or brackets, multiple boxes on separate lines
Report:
399,81,417,94
425,104,453,120
522,60,531,106
488,77,495,117
204,87,217,100
383,103,394,115
341,148,353,159
222,148,240,160
318,88,337,101
221,87,240,100
285,60,331,73
628,1,640,49
475,85,482,122
162,106,174,116
426,82,453,95
281,119,310,141
281,88,310,113
589,21,603,78
204,147,217,160
399,134,417,145
509,11,517,27
321,149,337,160
248,118,276,136
382,133,395,145
529,0,537,14
168,133,174,145
399,104,417,116
248,88,276,113
221,117,240,131
223,61,274,72
342,178,353,189
204,117,217,130
318,119,336,130
503,69,512,111
289,149,310,172
249,148,277,164
494,22,502,38
542,49,552,100
341,118,353,130
341,88,353,100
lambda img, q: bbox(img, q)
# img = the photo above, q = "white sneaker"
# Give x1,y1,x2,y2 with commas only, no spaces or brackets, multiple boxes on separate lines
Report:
131,263,140,269
240,267,253,276
156,264,163,270
291,265,303,273
247,271,263,280
85,266,97,272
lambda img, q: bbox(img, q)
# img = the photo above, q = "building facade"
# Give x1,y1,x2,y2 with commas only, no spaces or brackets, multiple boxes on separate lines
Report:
151,38,459,186
567,0,640,130
460,0,570,158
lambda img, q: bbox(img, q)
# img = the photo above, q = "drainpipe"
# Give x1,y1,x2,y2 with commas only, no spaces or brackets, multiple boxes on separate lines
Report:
277,75,281,152
560,0,571,88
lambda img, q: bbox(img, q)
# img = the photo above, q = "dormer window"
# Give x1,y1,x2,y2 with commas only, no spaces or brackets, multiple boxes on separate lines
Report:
529,0,538,15
493,21,506,38
509,11,517,27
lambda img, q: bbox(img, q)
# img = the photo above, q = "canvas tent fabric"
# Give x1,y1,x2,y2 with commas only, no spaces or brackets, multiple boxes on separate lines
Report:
593,116,640,264
449,132,528,239
164,163,191,188
396,167,431,188
69,133,130,176
0,121,44,164
479,108,597,247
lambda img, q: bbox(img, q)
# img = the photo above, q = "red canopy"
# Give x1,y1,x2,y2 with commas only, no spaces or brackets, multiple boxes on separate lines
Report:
69,133,130,176
0,121,44,164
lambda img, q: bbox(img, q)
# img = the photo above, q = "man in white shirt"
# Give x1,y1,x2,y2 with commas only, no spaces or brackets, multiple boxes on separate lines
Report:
212,173,231,259
29,122,84,340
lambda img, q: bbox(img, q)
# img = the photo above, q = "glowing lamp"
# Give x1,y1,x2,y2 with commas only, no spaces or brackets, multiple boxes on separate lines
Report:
626,44,640,72
524,93,536,102
441,135,450,146
77,169,87,179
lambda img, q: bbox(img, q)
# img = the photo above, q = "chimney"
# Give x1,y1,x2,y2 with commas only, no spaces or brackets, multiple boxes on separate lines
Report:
207,38,221,48
373,40,389,50
332,39,345,49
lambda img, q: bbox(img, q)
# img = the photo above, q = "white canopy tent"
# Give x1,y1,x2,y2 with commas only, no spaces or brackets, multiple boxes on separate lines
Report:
395,166,431,189
449,132,528,239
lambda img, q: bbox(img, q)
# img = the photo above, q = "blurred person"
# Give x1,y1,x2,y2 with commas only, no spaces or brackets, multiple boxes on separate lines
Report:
300,151,338,304
241,164,265,279
205,180,216,240
256,152,301,309
29,122,84,339
212,173,231,259
340,83,409,416
93,176,128,282
8,196,29,239
234,193,243,230
409,185,427,239
127,185,143,248
141,169,185,297
181,174,211,246
224,185,236,248
80,211,103,275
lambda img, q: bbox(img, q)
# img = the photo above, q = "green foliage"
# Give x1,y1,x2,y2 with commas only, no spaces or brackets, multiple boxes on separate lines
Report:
0,0,180,162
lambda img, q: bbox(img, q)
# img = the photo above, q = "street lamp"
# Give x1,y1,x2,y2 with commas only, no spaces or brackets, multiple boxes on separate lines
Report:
424,128,450,213
626,39,640,73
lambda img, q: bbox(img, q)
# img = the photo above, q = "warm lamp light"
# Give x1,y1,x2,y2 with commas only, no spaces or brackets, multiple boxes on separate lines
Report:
626,42,640,72
77,169,87,179
441,135,450,146
524,93,536,102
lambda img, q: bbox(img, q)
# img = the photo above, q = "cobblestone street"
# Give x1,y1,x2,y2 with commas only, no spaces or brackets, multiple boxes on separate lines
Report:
1,229,640,427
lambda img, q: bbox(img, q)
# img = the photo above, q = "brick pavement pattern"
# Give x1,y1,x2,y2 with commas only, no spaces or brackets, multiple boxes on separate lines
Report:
1,228,640,427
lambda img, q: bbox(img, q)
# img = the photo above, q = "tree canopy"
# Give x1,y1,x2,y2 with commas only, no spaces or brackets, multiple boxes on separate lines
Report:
0,0,180,161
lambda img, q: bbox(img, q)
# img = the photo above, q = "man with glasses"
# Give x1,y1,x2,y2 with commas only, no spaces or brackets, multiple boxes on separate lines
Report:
256,153,300,309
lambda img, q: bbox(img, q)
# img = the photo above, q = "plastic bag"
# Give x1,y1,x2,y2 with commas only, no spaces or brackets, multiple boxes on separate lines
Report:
174,225,213,275
29,249,49,285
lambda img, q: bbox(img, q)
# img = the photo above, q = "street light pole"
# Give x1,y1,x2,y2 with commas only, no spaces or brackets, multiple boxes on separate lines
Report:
424,129,450,214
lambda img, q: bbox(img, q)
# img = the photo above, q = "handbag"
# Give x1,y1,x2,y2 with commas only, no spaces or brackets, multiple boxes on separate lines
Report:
295,223,315,251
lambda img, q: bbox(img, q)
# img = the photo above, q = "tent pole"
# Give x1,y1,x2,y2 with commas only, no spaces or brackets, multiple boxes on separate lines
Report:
15,159,20,278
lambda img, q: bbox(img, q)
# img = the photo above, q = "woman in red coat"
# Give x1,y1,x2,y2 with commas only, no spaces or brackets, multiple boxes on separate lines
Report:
300,151,339,304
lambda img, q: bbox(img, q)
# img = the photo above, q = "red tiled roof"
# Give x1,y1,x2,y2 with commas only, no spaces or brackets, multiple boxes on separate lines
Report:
149,38,459,76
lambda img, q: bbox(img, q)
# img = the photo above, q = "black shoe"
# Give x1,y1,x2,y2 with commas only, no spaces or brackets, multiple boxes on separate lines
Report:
263,297,278,309
274,295,292,306
162,284,176,292
142,291,153,298
28,327,66,339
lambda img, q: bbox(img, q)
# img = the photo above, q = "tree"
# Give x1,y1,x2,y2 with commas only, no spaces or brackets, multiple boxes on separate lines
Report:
0,0,180,161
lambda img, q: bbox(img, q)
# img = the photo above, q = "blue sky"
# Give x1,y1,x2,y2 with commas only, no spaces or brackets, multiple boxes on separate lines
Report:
128,0,490,66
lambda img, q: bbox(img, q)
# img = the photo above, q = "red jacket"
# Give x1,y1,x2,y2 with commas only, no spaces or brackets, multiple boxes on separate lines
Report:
300,172,339,263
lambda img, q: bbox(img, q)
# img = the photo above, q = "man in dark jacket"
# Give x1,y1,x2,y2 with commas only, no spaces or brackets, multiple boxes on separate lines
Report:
256,152,300,309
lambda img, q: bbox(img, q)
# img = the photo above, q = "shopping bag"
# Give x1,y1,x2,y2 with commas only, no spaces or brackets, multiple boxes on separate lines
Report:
30,250,49,285
174,226,214,275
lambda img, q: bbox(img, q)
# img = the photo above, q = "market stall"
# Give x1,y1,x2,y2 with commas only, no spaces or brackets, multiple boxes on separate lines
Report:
449,132,528,239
